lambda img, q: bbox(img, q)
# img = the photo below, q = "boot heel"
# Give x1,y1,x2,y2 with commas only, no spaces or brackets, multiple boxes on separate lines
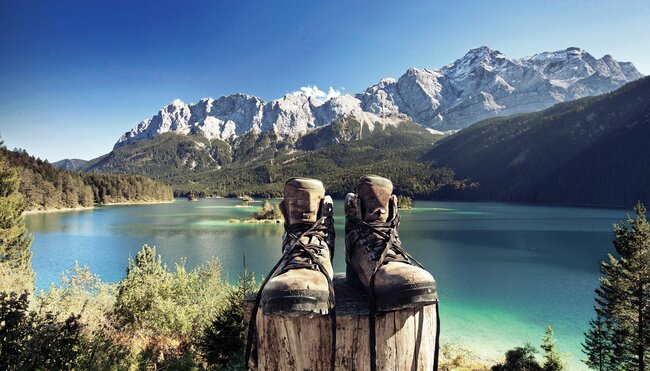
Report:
346,264,364,290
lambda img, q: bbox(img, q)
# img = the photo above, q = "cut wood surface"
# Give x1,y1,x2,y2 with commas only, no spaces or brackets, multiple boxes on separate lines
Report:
246,273,438,370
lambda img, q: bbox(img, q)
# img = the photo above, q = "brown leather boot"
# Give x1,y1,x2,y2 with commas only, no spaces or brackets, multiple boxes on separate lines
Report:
260,178,335,316
345,175,437,311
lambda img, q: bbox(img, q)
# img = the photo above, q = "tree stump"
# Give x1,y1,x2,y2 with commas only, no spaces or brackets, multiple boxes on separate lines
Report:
245,273,439,370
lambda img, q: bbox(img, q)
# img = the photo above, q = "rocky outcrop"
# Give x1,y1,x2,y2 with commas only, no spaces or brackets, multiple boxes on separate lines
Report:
115,46,642,147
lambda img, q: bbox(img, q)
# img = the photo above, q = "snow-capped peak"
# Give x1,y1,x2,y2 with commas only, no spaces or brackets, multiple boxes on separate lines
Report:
116,46,643,147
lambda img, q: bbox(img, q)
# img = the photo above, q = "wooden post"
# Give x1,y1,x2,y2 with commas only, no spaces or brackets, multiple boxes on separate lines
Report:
246,273,438,370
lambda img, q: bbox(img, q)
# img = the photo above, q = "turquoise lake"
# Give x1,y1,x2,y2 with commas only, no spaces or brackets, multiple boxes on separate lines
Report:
25,198,629,369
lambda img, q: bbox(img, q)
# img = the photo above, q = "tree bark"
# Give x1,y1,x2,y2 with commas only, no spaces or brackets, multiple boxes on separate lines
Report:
245,273,438,370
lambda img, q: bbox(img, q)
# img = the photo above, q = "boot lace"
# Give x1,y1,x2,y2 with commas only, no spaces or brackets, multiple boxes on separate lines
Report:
246,215,337,371
280,221,333,273
350,214,423,271
349,213,437,371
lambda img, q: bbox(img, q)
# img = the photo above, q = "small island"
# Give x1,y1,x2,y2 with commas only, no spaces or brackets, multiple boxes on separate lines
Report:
228,199,284,223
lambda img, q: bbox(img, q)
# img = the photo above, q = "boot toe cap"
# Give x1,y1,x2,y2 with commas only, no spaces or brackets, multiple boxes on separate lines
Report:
261,269,331,316
373,262,438,311
264,269,329,292
376,262,435,288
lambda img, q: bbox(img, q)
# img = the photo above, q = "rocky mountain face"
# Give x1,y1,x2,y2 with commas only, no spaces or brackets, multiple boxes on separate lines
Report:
116,93,402,148
115,46,642,149
358,46,643,130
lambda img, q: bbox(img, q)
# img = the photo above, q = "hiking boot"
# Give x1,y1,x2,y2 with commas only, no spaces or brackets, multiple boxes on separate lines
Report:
345,175,437,311
260,178,335,316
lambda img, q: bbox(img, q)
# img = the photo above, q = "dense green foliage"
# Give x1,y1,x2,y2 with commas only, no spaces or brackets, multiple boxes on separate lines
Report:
425,76,650,206
181,120,461,198
0,158,247,368
80,119,466,199
1,147,173,211
1,243,254,369
109,244,226,369
0,292,84,371
0,159,84,369
87,134,219,178
583,202,650,370
0,153,32,269
0,172,248,369
199,270,256,369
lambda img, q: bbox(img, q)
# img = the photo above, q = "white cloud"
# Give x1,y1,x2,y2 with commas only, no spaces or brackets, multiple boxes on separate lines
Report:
292,85,342,103
325,86,341,99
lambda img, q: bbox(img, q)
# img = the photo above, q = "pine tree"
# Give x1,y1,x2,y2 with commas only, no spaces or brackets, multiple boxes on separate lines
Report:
584,202,650,370
583,314,614,370
0,154,32,268
199,269,257,368
541,325,563,370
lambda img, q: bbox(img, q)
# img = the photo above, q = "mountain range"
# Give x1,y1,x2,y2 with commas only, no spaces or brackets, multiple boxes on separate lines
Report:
54,46,649,206
115,46,642,148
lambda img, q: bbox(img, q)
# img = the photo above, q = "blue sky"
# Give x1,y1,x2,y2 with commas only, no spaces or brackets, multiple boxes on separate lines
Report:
1,0,649,162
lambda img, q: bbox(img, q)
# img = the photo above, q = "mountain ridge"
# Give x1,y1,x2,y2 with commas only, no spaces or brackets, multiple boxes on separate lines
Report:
115,46,642,148
54,76,650,207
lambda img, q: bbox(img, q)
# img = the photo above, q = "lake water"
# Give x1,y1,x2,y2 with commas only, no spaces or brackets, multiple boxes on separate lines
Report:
25,198,628,369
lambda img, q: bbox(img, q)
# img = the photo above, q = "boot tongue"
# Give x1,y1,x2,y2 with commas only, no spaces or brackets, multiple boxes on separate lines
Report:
356,175,393,222
283,178,325,225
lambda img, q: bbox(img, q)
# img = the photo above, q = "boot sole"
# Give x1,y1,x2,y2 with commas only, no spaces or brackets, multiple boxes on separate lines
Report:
262,289,330,316
347,265,438,312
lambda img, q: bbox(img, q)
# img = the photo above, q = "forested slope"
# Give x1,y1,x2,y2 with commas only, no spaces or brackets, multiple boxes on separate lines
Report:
424,76,650,206
1,148,173,211
81,119,467,198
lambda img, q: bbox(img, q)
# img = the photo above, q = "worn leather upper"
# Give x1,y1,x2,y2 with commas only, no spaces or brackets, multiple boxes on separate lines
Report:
346,175,435,291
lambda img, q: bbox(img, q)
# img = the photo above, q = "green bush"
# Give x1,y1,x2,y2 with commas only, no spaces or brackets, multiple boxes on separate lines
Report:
0,261,33,295
492,344,542,371
112,245,226,368
0,242,252,370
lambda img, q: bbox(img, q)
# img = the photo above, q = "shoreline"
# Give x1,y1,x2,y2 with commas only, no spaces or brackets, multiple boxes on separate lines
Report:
23,199,174,215
97,199,174,207
227,218,282,224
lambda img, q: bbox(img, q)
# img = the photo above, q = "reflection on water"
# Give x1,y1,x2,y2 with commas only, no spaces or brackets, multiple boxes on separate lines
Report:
25,198,628,369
